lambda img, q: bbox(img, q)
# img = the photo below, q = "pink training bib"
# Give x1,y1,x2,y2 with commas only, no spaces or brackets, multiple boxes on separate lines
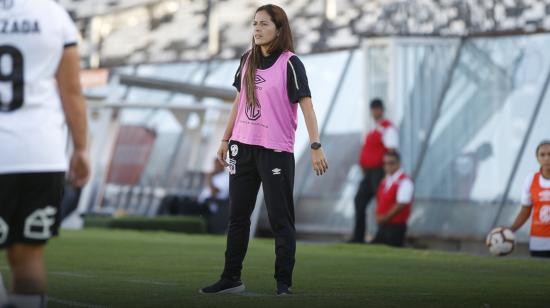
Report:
231,50,297,153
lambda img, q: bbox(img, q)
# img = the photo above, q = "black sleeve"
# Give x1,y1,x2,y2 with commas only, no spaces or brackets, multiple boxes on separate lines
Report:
232,51,250,92
287,55,311,104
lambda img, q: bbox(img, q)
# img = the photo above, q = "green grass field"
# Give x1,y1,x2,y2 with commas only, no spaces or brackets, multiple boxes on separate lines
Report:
1,229,549,308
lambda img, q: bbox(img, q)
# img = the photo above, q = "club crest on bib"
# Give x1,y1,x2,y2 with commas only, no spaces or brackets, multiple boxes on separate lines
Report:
245,101,261,121
230,144,238,157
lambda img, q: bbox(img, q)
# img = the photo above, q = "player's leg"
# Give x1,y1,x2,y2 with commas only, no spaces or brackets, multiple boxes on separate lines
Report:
221,142,261,281
201,142,260,294
5,172,64,308
352,174,372,242
256,149,295,295
0,173,19,307
6,244,47,307
369,167,385,193
366,167,386,243
0,273,6,306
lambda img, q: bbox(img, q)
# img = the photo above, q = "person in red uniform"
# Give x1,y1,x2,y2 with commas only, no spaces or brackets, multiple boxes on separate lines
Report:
372,151,414,247
349,99,399,243
509,140,550,258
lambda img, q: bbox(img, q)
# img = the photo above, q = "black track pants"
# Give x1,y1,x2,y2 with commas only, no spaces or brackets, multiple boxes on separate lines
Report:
351,167,384,242
221,141,296,286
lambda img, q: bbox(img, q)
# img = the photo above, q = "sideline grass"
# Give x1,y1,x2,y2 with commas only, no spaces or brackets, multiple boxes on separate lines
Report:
0,229,549,308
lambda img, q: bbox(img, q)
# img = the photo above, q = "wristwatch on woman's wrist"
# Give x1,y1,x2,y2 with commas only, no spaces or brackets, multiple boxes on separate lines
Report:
310,142,322,150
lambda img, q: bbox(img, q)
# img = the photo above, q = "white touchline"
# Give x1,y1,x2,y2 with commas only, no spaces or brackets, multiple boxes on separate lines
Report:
235,291,270,297
0,266,182,306
48,271,95,278
48,297,107,308
125,279,179,286
0,266,180,287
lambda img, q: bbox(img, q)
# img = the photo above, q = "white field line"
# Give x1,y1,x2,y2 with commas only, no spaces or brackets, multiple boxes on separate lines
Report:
0,266,178,286
0,266,179,307
49,296,108,308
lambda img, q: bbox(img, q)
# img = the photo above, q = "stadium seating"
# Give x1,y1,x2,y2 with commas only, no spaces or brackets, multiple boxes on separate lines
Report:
59,0,550,66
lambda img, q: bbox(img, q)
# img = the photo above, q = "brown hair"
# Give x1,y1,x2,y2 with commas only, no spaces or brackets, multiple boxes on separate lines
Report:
536,140,550,156
244,4,294,107
384,150,401,162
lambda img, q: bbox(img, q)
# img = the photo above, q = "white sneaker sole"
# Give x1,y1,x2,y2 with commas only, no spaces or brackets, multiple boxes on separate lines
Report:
199,284,245,294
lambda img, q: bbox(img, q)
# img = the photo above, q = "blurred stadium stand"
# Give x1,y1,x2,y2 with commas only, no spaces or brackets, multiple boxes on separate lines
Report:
59,0,550,66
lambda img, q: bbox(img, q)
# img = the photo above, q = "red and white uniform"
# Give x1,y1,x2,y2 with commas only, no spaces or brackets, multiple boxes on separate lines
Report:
376,170,414,224
521,171,550,251
359,119,399,169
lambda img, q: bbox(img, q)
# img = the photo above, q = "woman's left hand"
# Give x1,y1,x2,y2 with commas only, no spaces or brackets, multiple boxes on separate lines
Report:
311,148,328,176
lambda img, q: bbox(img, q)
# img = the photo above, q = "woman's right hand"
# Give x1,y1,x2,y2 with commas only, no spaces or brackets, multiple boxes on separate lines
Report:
217,141,229,167
69,149,91,187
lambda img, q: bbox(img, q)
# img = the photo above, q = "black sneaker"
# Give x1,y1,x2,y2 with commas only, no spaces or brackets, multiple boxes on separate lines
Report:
276,282,293,295
199,278,245,294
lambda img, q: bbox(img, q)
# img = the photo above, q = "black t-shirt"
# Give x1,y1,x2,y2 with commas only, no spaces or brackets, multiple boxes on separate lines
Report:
232,50,312,104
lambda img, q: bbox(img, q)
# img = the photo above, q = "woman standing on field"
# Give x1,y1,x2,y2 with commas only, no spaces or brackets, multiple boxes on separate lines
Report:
200,4,328,295
510,140,550,258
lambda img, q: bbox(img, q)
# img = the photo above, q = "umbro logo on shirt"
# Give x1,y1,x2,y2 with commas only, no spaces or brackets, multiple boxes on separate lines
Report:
255,75,266,84
272,168,281,175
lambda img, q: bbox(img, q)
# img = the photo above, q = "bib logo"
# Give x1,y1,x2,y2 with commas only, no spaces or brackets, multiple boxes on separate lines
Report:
245,75,266,121
540,205,550,224
246,102,261,121
255,75,266,84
